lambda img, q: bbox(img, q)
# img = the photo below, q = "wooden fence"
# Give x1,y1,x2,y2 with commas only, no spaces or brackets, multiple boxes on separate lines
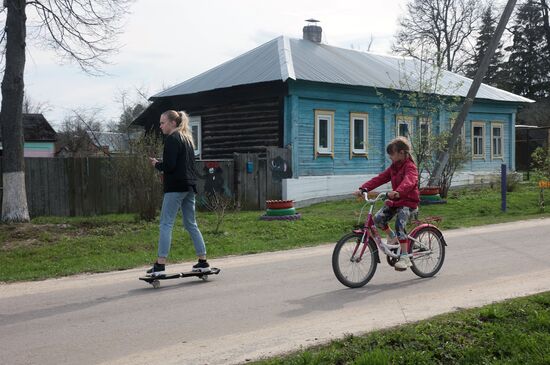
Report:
0,147,290,217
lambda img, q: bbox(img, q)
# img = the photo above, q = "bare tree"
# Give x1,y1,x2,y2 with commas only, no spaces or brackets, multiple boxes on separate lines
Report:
56,108,105,157
393,0,481,73
23,94,51,114
0,0,133,223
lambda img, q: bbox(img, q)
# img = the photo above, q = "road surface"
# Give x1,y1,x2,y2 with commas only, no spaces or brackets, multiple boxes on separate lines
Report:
1,218,550,365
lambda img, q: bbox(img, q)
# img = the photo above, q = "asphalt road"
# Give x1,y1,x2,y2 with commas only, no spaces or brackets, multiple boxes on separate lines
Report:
1,218,550,365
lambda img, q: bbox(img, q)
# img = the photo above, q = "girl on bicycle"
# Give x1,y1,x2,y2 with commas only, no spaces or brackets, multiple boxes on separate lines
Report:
355,137,420,271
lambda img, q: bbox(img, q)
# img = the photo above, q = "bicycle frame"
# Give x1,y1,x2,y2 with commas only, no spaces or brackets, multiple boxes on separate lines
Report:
352,192,404,261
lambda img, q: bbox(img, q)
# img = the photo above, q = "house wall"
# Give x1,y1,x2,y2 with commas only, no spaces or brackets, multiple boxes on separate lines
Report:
23,142,55,158
283,81,521,203
186,97,283,159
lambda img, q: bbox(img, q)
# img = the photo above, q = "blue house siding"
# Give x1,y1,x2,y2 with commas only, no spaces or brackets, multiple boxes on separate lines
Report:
286,81,521,178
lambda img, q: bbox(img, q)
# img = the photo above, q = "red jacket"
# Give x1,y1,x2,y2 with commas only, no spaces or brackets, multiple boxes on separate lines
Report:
360,158,420,209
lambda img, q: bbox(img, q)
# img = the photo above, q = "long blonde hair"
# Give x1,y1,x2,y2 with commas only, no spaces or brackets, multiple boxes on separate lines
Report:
162,110,195,149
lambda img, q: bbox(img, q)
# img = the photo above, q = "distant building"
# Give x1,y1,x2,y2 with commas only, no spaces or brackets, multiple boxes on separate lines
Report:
0,113,57,157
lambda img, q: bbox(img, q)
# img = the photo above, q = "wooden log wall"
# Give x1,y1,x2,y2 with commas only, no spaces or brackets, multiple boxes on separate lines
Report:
187,97,283,159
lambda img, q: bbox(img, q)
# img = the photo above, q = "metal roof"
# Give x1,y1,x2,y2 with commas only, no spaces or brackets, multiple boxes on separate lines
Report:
153,36,533,104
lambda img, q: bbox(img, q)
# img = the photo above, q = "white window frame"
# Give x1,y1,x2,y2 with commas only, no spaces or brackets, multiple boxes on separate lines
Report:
396,115,413,139
491,122,504,160
419,117,431,144
314,110,334,158
350,112,368,158
471,121,485,160
189,116,202,158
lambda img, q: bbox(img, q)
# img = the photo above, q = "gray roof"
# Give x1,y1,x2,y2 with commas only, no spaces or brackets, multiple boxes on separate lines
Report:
0,114,57,141
153,36,533,104
87,132,130,153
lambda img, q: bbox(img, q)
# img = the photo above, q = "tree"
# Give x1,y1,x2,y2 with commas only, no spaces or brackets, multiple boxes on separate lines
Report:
0,0,133,223
107,88,150,133
502,0,550,99
465,5,506,87
393,0,481,73
56,108,105,157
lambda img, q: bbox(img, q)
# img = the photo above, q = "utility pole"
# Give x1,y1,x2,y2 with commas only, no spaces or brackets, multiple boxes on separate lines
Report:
429,0,517,186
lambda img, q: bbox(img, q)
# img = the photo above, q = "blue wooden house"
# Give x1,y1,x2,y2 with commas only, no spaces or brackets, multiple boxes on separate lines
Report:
133,24,532,204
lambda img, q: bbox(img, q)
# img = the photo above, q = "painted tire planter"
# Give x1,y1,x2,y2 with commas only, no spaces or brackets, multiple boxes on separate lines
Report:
420,194,441,201
419,187,440,195
266,207,296,216
266,200,294,209
260,213,301,221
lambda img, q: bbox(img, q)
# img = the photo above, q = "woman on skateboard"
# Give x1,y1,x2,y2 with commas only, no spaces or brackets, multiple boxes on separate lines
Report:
147,110,210,276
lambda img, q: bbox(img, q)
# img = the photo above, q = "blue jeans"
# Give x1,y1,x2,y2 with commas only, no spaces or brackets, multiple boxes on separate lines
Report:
158,192,206,258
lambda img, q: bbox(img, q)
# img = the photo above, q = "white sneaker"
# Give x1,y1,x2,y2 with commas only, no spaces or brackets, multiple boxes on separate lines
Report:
394,255,412,271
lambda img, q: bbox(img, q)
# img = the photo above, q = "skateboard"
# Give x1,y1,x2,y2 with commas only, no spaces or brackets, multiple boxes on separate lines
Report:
139,268,221,288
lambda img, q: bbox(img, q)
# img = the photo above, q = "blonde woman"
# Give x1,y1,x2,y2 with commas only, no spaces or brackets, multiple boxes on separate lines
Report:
147,110,209,276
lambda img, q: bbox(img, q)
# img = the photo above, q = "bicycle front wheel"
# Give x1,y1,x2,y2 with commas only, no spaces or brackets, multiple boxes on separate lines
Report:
409,227,446,278
332,232,378,288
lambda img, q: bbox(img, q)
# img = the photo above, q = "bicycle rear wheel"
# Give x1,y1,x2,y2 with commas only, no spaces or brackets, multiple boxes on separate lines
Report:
332,232,378,288
409,226,446,278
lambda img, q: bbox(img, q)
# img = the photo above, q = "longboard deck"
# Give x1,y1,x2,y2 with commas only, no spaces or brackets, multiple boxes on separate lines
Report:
139,267,220,283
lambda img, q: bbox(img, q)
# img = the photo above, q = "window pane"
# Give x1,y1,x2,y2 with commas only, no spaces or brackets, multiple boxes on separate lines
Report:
319,119,328,148
398,123,409,137
474,126,483,136
493,127,501,137
354,119,364,150
421,123,429,141
192,125,198,145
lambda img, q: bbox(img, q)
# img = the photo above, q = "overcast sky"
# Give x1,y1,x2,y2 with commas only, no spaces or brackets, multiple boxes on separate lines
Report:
23,0,409,129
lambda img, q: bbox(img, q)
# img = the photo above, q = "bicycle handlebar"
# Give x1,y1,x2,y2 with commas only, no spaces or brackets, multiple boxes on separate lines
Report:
361,191,388,203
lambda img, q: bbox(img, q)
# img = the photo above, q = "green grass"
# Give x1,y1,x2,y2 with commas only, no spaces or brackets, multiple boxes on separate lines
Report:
1,182,549,282
250,291,550,365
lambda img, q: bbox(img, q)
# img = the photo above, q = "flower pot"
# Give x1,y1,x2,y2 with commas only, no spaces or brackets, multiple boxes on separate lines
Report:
266,200,294,209
419,187,440,196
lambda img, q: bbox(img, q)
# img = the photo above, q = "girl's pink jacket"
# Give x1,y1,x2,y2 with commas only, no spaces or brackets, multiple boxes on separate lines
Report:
359,158,420,209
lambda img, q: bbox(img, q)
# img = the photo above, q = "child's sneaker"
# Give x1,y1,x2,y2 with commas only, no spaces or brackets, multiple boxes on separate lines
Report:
192,259,210,272
146,262,165,277
394,255,412,271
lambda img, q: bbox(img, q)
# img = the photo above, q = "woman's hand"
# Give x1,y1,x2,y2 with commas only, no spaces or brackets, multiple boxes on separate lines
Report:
387,191,400,199
149,157,159,167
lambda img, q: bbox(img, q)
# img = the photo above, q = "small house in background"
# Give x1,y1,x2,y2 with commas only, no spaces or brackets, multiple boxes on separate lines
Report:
0,113,57,157
88,132,132,155
515,125,550,172
133,22,533,205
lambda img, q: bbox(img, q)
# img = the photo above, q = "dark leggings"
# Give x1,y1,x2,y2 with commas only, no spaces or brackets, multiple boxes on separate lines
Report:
373,205,417,240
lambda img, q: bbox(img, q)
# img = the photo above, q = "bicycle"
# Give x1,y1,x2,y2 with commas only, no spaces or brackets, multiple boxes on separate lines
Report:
332,191,447,288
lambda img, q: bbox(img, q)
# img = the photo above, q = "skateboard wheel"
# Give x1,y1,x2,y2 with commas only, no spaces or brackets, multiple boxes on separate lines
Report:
152,280,160,289
201,275,209,281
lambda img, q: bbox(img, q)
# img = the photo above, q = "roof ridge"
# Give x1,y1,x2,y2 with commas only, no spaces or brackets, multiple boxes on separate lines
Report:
277,36,295,81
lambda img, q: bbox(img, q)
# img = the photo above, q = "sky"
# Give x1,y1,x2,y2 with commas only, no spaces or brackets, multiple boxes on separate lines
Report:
22,0,409,130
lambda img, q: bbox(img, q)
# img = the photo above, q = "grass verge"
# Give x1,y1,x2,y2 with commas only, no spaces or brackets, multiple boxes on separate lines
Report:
250,291,550,365
1,182,549,282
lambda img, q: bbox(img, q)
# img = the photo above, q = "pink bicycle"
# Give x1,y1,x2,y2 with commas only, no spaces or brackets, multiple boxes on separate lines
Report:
332,191,447,288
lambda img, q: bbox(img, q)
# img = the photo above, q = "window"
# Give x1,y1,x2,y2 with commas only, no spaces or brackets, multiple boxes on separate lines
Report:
350,113,368,157
491,123,504,159
396,115,413,139
314,110,334,157
472,121,485,159
189,116,201,157
419,117,431,144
